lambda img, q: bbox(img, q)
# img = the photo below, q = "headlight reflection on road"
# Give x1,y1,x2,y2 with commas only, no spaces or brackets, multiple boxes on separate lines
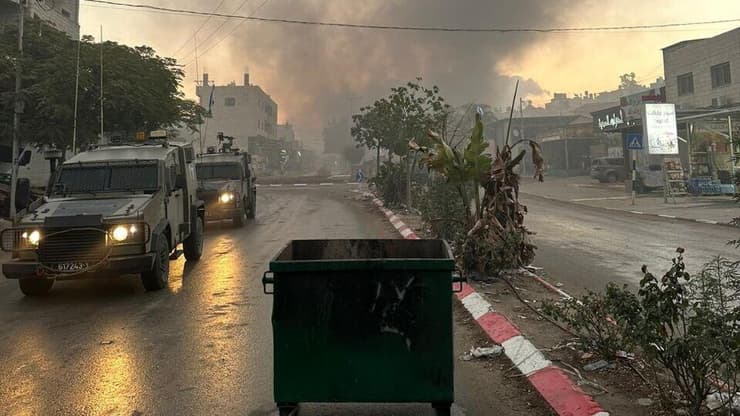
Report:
83,335,138,415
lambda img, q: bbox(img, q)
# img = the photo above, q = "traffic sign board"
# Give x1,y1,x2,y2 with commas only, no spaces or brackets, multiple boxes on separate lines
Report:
626,133,643,150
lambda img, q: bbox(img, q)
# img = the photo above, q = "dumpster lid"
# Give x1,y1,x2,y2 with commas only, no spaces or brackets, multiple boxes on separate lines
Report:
269,239,455,272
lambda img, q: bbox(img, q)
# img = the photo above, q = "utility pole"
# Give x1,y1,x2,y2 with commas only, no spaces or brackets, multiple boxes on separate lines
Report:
71,34,81,155
194,35,203,154
519,98,527,176
99,26,104,142
10,0,25,222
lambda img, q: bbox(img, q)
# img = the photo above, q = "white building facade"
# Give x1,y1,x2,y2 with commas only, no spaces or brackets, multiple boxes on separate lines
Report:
0,0,79,38
663,27,740,110
195,73,278,149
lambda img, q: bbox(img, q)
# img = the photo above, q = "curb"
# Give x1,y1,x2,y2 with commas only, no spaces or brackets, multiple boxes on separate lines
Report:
523,192,731,228
257,182,360,188
369,196,609,416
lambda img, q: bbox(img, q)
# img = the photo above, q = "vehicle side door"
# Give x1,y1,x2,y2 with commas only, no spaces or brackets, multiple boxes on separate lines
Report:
164,152,185,245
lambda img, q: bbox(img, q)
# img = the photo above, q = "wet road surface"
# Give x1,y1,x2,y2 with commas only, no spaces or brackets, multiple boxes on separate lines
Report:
524,194,738,293
0,185,545,416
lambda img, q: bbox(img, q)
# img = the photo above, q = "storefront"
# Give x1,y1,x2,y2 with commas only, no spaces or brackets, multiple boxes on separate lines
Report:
677,107,740,189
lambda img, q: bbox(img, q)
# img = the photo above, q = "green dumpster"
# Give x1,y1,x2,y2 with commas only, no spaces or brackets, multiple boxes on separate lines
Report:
263,239,463,416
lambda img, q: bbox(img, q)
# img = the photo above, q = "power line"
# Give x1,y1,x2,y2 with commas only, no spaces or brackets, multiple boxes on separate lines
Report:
169,0,229,58
177,0,251,62
182,0,271,68
82,0,740,34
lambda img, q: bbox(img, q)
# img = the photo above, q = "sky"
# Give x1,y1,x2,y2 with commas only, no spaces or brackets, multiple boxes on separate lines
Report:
80,0,740,150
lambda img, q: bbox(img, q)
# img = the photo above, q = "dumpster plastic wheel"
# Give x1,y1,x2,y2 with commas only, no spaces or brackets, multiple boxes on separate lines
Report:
432,403,451,416
277,404,298,416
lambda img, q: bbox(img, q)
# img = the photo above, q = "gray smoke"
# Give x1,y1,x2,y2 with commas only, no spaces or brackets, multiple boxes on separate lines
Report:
164,0,577,145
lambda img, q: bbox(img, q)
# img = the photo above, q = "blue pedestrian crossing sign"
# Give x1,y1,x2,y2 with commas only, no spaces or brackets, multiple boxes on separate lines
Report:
626,133,643,150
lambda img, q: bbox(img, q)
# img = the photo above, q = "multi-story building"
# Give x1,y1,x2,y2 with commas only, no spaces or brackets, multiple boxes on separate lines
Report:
0,0,79,38
276,122,295,142
196,73,278,147
663,27,740,110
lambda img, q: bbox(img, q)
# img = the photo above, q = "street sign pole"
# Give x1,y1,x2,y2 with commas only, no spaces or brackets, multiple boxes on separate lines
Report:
632,150,637,206
625,133,643,206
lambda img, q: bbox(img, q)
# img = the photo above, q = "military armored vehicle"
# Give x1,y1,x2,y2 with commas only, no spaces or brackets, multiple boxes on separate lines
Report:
1,131,205,296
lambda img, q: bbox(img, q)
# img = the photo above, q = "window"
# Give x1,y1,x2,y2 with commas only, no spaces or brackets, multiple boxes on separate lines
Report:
224,97,236,107
711,62,732,88
196,164,242,180
677,73,694,96
55,163,159,195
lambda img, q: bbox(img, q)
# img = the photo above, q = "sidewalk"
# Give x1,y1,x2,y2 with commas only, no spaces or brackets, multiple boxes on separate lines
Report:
521,176,737,226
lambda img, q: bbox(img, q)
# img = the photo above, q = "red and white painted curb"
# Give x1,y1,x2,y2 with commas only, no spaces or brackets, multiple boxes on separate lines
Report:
370,196,609,416
371,197,420,240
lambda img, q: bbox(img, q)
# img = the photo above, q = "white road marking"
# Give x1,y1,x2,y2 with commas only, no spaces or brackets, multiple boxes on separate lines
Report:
319,183,333,186
658,214,677,219
502,335,552,376
461,292,492,320
696,219,719,225
293,184,308,187
570,196,631,202
629,211,644,215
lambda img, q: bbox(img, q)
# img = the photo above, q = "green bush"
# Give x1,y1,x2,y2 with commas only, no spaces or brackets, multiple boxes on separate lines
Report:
416,178,470,245
371,161,407,208
546,250,740,415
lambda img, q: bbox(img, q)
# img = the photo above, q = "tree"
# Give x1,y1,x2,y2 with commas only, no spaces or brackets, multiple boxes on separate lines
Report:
619,72,640,90
342,145,364,165
351,78,449,160
0,18,204,150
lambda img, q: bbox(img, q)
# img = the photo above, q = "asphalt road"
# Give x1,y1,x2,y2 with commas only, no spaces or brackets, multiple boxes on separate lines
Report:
524,194,739,293
0,185,548,416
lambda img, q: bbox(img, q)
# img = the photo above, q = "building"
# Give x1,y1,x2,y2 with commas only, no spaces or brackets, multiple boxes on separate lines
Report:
663,27,740,109
276,122,295,142
323,118,351,155
0,0,79,38
196,73,278,148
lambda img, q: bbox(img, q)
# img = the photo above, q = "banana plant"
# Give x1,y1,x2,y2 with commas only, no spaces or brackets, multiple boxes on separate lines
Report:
410,111,491,222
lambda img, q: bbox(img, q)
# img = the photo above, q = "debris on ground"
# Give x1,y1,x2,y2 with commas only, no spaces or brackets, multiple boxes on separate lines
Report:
706,392,740,412
460,346,504,361
583,360,611,372
616,350,635,360
99,340,114,345
636,398,653,407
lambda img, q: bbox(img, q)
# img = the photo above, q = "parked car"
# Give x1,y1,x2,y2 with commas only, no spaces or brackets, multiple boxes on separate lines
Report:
590,157,627,183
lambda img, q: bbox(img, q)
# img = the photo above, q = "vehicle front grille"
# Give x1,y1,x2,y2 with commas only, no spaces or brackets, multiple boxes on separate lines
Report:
199,190,219,205
38,228,108,265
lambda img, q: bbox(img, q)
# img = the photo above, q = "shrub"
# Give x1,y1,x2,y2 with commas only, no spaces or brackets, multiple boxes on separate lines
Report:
371,161,407,208
416,177,470,245
546,250,740,415
542,283,641,359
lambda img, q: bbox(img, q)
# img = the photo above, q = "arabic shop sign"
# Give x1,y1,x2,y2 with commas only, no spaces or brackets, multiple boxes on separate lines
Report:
643,103,679,155
594,107,626,131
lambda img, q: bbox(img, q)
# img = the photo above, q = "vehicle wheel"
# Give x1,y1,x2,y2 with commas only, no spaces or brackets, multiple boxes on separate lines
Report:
278,404,298,416
184,216,204,261
19,279,53,296
247,191,256,219
432,403,451,416
141,237,170,291
606,172,618,183
233,200,246,227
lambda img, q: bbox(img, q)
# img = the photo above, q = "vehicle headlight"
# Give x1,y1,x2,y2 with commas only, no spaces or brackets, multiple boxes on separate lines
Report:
22,230,41,247
110,225,139,242
219,192,235,203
